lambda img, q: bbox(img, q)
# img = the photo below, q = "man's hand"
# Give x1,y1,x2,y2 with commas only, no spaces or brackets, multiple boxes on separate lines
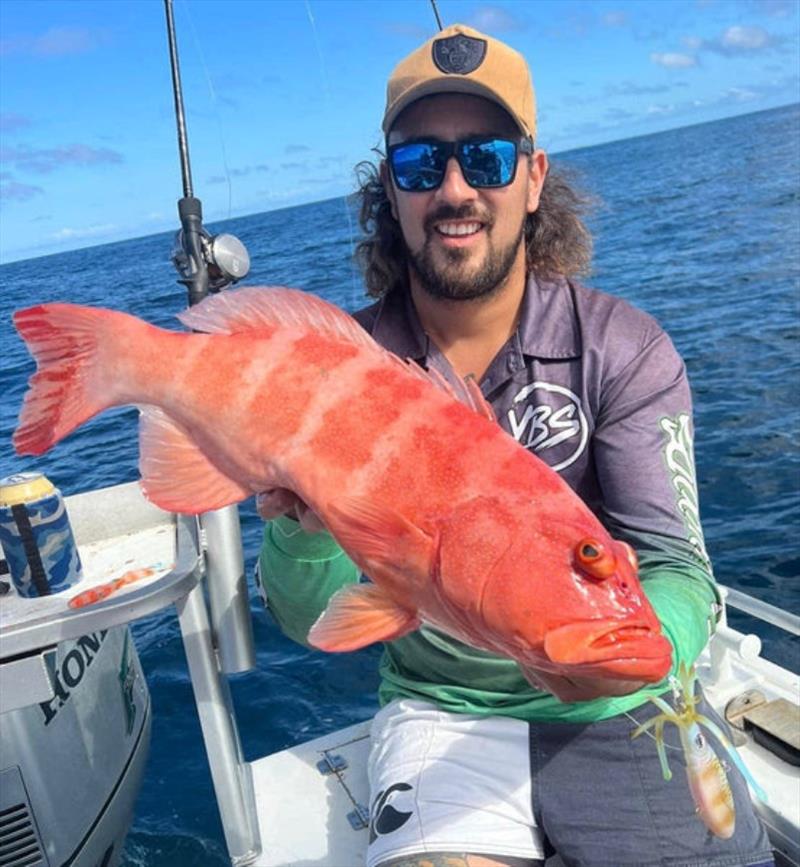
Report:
256,489,326,533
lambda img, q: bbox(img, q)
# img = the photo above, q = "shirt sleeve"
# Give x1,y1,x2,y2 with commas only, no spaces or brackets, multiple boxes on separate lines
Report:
257,515,359,647
591,326,721,673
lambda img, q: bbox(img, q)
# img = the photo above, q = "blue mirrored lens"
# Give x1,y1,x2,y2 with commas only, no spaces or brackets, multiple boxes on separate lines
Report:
460,139,517,187
391,143,447,191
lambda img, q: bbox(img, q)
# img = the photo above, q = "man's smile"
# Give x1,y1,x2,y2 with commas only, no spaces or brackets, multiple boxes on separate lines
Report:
431,219,488,249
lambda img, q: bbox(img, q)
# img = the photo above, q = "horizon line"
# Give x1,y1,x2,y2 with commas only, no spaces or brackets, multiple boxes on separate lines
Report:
2,101,797,267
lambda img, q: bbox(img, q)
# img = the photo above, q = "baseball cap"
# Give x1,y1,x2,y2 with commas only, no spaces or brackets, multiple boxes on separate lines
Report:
382,24,537,140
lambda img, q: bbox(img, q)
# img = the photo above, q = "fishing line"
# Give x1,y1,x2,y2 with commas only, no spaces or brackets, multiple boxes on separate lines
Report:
303,0,361,305
179,0,234,220
623,709,681,751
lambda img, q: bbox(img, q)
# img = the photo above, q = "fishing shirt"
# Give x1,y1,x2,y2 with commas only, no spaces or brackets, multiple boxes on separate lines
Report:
257,275,721,723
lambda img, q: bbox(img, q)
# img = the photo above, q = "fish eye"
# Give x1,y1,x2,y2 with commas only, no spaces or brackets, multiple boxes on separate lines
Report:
579,541,601,560
694,732,705,749
574,538,616,579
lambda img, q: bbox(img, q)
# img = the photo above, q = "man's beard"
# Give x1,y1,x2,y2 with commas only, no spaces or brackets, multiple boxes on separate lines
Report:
406,207,526,302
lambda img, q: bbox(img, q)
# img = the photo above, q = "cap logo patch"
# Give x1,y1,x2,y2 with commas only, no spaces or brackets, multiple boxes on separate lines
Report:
432,34,487,75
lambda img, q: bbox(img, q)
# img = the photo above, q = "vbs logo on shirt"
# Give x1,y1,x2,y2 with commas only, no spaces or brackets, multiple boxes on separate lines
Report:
507,381,588,472
660,413,712,572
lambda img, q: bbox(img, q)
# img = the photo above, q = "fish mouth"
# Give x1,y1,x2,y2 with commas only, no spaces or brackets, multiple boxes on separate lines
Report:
543,620,673,681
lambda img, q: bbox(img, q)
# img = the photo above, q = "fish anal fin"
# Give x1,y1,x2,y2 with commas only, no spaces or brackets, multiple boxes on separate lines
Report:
177,286,377,351
139,407,251,514
326,497,437,594
308,583,420,651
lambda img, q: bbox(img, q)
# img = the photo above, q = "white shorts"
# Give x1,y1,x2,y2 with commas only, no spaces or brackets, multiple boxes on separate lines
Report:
366,699,545,867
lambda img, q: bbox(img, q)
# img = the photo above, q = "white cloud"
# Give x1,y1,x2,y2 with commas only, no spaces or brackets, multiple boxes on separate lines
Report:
0,179,44,201
646,104,676,115
2,143,123,174
651,52,698,68
601,10,629,27
51,224,117,241
0,27,110,58
467,5,527,33
0,113,32,134
721,25,769,50
702,24,786,55
748,0,797,17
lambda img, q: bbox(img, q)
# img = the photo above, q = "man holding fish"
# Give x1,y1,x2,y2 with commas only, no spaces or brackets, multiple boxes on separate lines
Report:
256,24,773,867
11,20,773,867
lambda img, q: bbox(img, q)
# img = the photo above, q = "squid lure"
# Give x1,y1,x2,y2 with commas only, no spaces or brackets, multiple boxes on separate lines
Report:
631,662,767,839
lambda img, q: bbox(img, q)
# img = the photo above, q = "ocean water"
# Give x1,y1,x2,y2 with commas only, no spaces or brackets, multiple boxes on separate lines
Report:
1,103,798,865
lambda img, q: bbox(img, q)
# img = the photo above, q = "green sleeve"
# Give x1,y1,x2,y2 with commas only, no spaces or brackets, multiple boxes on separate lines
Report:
257,515,359,647
638,548,721,677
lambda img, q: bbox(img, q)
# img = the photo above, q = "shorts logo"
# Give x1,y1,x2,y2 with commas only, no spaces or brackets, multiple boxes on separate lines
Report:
507,382,588,472
432,34,487,75
369,782,414,843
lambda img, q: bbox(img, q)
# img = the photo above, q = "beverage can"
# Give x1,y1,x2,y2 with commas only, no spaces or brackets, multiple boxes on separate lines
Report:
0,472,83,598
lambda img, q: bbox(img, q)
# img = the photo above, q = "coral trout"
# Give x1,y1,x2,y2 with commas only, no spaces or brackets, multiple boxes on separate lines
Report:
13,286,673,701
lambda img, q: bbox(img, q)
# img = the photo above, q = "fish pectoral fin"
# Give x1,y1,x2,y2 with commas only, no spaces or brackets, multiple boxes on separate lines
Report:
326,497,437,593
139,406,250,514
307,583,420,651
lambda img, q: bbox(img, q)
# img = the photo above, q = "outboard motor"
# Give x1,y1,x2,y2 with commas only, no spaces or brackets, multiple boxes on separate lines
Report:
0,624,151,867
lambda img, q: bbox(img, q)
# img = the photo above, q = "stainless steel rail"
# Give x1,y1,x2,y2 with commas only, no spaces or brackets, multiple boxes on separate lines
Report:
720,584,800,636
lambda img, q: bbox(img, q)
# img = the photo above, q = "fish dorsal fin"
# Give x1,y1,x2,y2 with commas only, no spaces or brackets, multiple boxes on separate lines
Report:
461,374,497,423
388,356,497,424
177,285,377,350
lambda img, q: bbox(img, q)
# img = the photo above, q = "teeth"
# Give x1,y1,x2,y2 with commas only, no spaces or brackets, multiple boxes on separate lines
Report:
437,222,481,237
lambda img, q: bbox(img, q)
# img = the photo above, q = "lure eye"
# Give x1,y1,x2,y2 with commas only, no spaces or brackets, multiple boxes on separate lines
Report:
694,731,706,750
575,538,616,580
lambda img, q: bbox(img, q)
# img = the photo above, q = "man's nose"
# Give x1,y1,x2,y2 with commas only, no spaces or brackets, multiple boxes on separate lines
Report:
434,156,477,204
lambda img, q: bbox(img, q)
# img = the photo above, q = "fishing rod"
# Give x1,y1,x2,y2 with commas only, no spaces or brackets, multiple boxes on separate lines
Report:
163,0,250,306
430,0,444,30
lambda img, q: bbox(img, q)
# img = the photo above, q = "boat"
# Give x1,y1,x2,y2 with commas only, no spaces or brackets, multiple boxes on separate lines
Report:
0,3,797,866
1,480,798,866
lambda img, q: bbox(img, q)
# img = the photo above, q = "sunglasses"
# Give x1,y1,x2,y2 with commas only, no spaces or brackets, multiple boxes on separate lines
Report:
387,136,534,192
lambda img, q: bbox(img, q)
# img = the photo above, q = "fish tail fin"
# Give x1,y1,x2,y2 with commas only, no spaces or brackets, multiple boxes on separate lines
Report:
12,303,126,455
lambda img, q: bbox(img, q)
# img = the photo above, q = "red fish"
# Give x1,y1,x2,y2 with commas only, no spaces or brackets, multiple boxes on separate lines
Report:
13,286,672,700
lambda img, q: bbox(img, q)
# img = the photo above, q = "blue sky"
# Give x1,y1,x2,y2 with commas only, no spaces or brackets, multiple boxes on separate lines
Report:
1,0,798,263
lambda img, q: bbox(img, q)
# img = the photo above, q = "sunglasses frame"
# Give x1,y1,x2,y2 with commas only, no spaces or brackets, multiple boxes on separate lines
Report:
387,136,534,192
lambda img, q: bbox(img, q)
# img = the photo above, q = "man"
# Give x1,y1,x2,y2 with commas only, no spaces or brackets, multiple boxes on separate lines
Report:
256,24,773,867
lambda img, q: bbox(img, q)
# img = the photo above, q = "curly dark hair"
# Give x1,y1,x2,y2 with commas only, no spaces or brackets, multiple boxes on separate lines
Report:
353,158,595,299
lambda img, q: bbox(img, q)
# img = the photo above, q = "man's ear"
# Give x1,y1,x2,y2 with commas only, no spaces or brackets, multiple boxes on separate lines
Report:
380,160,399,220
527,149,549,214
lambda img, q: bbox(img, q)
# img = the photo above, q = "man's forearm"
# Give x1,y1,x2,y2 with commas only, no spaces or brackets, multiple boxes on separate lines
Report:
258,515,360,646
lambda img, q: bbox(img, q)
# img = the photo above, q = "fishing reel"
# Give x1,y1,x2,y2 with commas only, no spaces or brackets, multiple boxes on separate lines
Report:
171,227,250,294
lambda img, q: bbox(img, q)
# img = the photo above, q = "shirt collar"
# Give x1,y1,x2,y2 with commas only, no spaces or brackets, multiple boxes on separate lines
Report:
517,274,581,359
368,274,581,363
